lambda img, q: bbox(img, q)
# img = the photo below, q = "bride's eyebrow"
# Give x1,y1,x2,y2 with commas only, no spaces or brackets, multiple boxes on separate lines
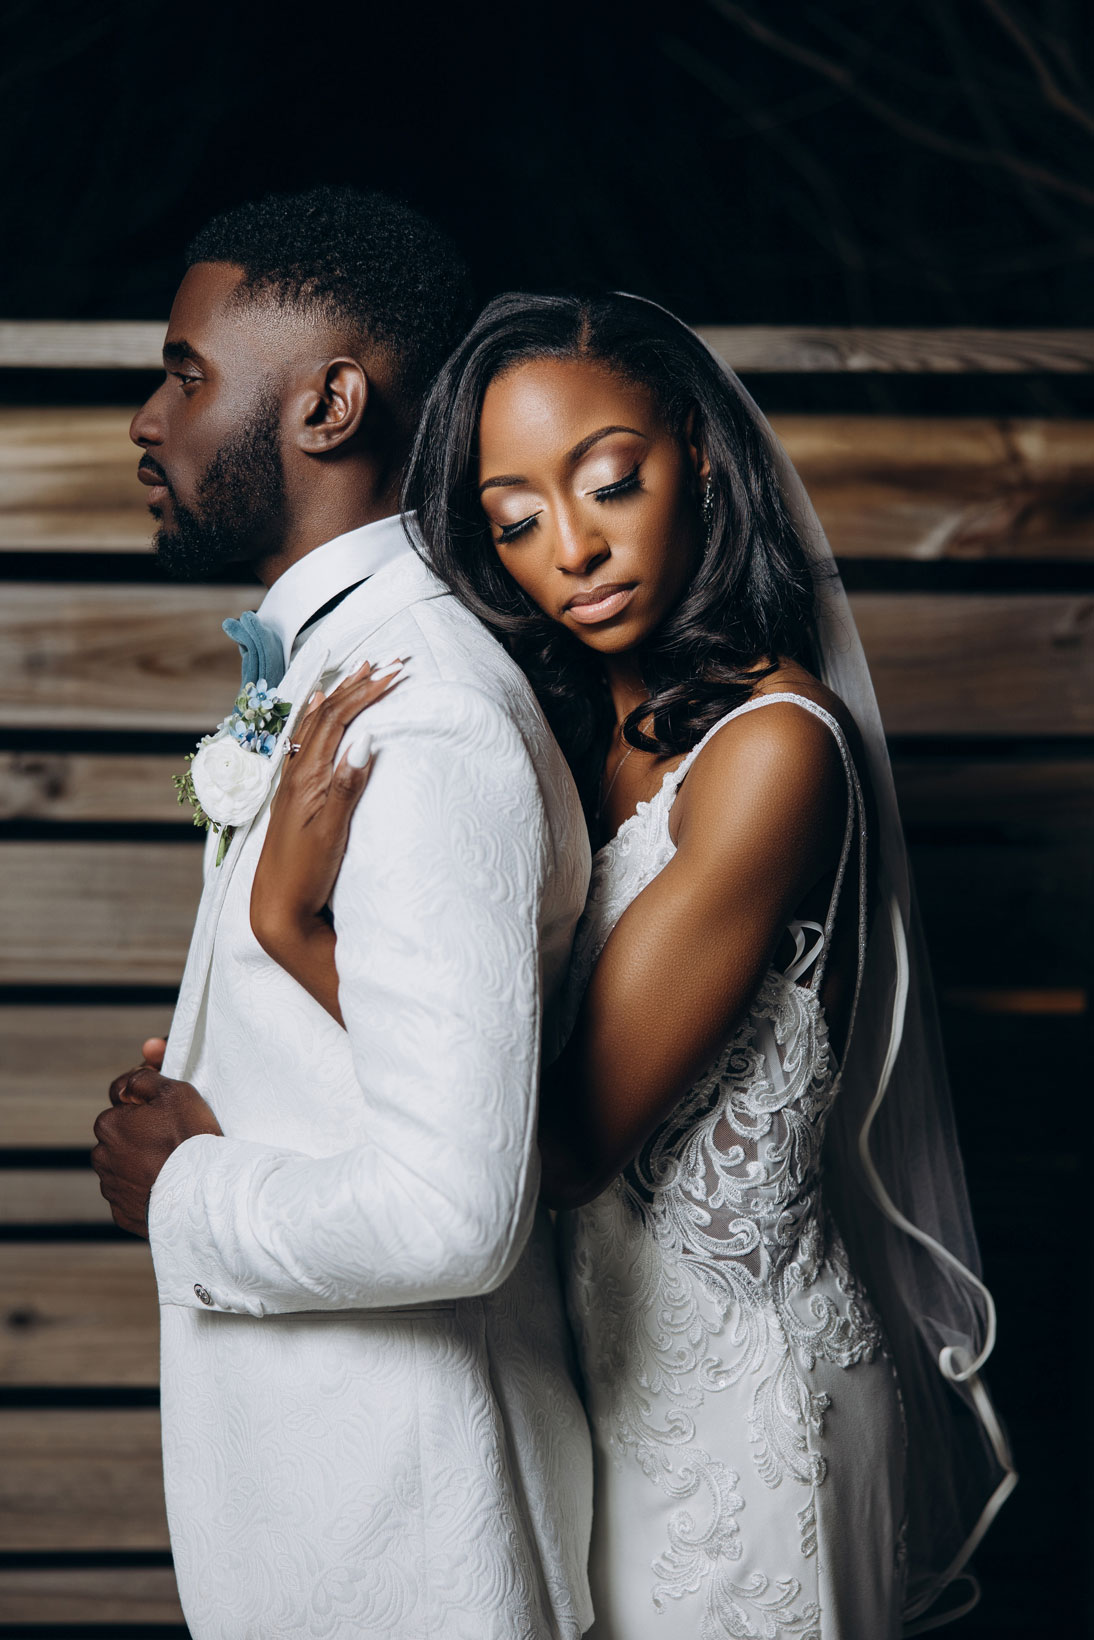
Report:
479,425,647,494
568,425,645,463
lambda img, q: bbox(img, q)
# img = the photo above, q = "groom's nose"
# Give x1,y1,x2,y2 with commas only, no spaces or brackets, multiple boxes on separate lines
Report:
130,384,166,450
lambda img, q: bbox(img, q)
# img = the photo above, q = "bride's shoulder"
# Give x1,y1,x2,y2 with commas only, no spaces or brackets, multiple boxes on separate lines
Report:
673,672,852,850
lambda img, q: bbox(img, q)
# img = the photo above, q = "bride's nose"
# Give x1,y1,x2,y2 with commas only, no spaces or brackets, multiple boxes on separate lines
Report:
554,505,609,578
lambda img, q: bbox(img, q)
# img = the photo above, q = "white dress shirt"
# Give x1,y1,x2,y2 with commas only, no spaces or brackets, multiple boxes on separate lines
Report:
257,512,414,664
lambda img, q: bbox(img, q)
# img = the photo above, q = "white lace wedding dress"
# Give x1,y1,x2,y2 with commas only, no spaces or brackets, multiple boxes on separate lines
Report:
563,694,907,1640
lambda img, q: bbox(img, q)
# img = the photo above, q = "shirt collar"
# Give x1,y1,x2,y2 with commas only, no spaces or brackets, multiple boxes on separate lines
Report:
257,514,415,661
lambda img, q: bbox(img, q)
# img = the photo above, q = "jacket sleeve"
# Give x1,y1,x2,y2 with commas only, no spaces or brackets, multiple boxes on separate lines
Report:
147,678,551,1315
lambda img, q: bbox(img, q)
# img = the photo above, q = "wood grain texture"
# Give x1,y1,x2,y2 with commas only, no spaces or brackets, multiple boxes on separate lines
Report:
0,407,153,551
1,406,1091,559
4,320,1093,372
778,415,1094,560
1,584,1089,734
3,749,1089,831
0,1410,169,1549
852,593,1094,735
702,326,1094,374
0,1243,158,1385
0,1005,174,1147
0,1567,184,1624
0,582,249,728
1,1169,114,1224
0,841,202,985
0,320,166,370
0,750,187,821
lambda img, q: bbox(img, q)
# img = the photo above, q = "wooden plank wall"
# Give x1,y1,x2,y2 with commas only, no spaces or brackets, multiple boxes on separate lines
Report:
0,327,1090,1634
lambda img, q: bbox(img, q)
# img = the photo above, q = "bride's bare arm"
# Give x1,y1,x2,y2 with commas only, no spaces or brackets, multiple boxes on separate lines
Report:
249,660,403,1024
540,703,850,1210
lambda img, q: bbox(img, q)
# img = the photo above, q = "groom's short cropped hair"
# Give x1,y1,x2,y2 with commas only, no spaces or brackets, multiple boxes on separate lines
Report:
186,186,474,423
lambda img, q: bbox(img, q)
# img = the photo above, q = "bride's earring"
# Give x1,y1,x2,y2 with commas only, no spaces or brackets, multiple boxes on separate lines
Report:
701,478,715,543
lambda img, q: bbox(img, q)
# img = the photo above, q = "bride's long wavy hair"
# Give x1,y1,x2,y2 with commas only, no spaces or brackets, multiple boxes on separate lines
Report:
403,291,819,813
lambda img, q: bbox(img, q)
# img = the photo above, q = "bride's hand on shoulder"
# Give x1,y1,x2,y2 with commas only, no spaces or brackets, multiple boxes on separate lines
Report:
250,658,404,965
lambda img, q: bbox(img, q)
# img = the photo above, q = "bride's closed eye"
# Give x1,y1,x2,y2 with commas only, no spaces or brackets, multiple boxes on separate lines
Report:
497,512,541,543
588,464,643,502
494,465,645,544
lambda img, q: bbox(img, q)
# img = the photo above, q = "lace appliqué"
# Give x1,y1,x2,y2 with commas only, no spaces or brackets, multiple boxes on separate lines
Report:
565,696,883,1638
570,975,880,1635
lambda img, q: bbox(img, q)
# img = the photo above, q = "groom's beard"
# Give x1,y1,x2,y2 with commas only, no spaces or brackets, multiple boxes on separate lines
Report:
152,393,286,581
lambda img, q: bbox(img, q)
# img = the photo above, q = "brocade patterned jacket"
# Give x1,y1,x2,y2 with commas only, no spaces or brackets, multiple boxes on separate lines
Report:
149,539,594,1640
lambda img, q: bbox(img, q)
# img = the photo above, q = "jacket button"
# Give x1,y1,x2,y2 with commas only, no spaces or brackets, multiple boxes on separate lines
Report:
194,1284,213,1306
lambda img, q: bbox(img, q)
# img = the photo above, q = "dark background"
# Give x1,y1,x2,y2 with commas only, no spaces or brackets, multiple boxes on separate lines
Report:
1,1,1091,1636
4,0,1092,335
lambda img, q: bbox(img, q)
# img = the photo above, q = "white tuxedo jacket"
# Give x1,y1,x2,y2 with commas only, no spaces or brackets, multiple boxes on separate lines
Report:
149,548,594,1639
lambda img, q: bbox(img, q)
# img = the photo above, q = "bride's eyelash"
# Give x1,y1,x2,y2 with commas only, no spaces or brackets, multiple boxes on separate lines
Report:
498,513,539,543
593,465,642,502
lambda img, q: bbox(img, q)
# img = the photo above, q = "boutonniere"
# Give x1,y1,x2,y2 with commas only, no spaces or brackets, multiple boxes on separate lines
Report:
174,680,293,866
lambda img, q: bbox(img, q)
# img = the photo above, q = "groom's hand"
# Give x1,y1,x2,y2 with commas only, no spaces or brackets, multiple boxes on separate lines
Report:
92,1069,222,1238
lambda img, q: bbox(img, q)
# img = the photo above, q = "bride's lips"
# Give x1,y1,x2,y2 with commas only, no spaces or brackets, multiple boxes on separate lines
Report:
564,583,637,625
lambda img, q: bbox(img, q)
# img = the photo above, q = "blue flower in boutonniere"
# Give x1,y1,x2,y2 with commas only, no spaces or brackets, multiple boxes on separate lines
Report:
174,680,293,866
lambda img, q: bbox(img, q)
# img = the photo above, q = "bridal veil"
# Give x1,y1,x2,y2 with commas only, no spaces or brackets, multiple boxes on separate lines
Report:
627,296,1017,1631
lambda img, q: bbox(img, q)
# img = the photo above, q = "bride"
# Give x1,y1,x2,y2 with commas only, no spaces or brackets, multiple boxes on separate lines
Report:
249,293,1014,1638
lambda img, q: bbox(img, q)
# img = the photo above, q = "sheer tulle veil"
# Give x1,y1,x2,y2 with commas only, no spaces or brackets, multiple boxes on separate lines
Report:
622,296,1017,1629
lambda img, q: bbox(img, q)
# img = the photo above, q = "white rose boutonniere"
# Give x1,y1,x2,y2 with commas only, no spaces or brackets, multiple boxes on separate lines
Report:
174,680,293,865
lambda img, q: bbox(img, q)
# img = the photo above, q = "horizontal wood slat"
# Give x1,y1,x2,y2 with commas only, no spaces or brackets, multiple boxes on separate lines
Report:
2,750,1090,830
0,1006,174,1147
0,582,249,729
780,416,1094,561
942,987,1087,1015
1,585,1089,734
910,835,1091,989
852,593,1093,735
892,757,1094,827
0,1410,169,1549
0,842,202,986
0,1566,184,1624
702,327,1094,375
0,750,185,822
1,1170,114,1224
4,320,1094,372
0,825,1085,992
2,407,1091,559
0,321,167,371
0,1244,158,1386
0,407,153,552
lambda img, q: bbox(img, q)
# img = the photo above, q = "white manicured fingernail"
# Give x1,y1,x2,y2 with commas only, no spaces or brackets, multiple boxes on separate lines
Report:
346,733,372,768
371,661,403,682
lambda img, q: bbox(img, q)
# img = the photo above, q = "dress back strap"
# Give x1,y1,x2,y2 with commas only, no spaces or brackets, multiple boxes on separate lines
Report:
672,693,869,1046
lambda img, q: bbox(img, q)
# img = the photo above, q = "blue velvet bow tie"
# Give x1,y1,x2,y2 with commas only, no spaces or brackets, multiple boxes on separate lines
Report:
222,610,286,691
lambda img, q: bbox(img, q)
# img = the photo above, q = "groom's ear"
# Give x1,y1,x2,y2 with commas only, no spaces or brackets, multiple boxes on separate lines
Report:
294,358,369,454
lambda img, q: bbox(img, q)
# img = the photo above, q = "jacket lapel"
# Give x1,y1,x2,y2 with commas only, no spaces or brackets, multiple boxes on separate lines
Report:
163,548,449,1080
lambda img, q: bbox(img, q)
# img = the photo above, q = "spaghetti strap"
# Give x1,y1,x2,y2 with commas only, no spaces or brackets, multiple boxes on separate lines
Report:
669,692,869,1037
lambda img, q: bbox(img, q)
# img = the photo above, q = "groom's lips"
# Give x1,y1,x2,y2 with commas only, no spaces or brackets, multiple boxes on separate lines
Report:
138,461,170,509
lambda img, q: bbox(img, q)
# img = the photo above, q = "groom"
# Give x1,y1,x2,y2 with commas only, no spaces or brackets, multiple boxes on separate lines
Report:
91,188,593,1639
